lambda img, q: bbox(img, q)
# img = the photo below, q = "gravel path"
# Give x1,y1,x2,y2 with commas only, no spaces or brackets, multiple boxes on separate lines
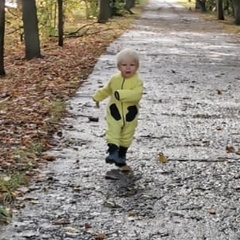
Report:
1,0,240,239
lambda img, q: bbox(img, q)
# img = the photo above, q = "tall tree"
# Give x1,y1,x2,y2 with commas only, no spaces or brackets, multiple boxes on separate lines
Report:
58,0,63,47
97,0,111,23
217,0,224,20
232,0,240,25
0,0,5,76
22,0,41,60
195,0,206,12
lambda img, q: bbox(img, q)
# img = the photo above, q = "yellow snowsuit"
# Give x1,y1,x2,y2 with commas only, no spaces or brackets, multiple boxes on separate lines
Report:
92,72,143,148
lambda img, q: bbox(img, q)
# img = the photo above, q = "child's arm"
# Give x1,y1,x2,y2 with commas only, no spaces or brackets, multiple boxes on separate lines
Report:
114,81,143,103
92,80,112,102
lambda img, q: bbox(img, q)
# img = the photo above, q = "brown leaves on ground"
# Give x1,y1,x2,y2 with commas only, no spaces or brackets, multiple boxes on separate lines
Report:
0,16,137,205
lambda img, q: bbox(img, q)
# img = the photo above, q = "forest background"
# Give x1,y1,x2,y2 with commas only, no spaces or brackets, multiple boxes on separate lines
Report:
0,0,240,224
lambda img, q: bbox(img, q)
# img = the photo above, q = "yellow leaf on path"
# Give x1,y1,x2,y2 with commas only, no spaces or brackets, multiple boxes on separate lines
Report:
95,232,105,240
120,165,132,172
158,152,168,163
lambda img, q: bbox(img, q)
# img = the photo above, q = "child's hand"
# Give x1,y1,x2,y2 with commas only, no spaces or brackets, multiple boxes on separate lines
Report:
92,97,99,108
95,101,100,108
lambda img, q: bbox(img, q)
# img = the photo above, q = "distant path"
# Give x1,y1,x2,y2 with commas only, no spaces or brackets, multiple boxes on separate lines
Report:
1,0,240,239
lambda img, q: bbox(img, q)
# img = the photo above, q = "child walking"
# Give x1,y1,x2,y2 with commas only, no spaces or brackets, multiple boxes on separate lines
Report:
92,48,143,167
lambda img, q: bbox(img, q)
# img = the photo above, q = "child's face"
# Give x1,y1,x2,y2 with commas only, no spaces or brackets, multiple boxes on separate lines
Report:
118,59,138,79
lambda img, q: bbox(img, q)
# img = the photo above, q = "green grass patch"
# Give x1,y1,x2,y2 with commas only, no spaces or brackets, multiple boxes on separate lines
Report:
48,99,66,125
0,171,29,225
0,173,28,204
13,143,44,167
0,205,12,224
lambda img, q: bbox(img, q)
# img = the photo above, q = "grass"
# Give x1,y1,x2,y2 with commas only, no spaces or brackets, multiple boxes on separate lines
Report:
0,206,12,224
0,173,28,224
0,173,28,204
47,99,66,128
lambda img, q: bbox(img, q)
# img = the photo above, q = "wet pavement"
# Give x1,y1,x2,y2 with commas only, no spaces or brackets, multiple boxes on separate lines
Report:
1,0,240,239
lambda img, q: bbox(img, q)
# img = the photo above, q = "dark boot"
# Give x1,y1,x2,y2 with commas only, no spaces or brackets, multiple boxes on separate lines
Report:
106,144,119,164
117,146,128,167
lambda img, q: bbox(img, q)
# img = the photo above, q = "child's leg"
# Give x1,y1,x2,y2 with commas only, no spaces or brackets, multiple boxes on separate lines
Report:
119,146,128,162
105,115,126,166
106,144,119,164
105,114,122,147
119,121,137,164
106,144,127,167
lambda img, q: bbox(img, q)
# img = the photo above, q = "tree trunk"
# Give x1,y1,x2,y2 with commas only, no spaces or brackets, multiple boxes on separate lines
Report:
125,0,135,9
0,0,6,76
195,0,206,12
223,0,231,15
217,0,224,20
58,0,63,47
22,0,41,60
97,0,111,23
232,0,240,25
124,0,135,14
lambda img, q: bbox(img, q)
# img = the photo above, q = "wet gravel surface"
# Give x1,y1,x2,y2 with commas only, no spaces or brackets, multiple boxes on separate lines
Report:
1,0,240,239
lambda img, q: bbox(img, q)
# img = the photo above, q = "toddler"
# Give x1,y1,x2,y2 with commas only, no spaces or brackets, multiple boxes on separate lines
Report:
92,48,143,167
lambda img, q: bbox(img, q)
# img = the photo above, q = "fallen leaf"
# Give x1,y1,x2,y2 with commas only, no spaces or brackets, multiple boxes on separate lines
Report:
84,223,92,229
128,210,137,217
53,218,70,225
95,232,105,240
42,155,56,161
103,200,122,208
226,146,235,153
120,165,132,172
63,226,79,233
208,208,216,215
235,148,240,155
157,152,168,163
16,186,29,194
